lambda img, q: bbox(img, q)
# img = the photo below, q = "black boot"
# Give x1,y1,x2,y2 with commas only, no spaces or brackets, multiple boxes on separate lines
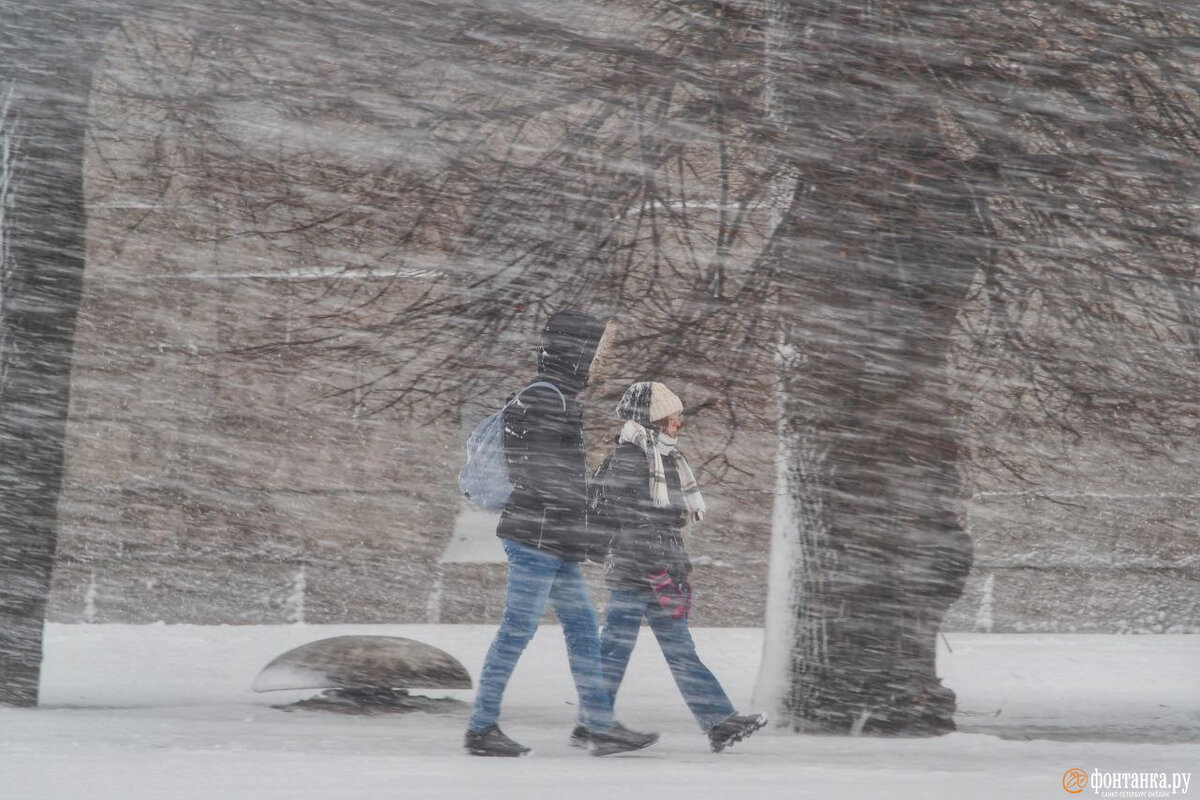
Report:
588,723,659,756
464,725,532,757
708,713,767,753
569,724,591,748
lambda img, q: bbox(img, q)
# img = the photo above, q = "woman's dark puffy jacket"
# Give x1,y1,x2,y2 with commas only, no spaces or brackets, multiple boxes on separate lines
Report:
592,440,692,589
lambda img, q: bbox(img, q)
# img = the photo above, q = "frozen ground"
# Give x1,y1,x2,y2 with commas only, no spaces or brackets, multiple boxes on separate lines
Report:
5,624,1197,800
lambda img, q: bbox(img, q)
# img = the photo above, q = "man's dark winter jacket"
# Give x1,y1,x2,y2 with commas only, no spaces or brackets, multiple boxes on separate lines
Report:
496,311,607,562
592,440,692,589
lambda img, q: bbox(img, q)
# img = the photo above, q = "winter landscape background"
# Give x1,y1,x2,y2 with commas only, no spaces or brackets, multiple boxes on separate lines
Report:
1,0,1198,794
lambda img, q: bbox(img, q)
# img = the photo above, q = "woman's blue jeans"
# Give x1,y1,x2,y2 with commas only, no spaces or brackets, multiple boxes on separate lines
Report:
600,587,735,732
468,539,615,733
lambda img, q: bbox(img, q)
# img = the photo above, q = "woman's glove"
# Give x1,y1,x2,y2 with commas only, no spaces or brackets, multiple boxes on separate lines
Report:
649,568,693,620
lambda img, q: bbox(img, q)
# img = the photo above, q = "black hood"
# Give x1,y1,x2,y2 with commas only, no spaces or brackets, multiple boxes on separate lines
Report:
536,310,608,396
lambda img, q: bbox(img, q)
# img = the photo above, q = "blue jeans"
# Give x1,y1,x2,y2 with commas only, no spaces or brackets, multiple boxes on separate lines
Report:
600,587,735,732
468,539,615,733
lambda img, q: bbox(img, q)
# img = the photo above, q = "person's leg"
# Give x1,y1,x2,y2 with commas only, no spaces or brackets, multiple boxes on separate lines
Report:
598,588,650,706
546,560,615,731
468,539,559,733
644,598,736,732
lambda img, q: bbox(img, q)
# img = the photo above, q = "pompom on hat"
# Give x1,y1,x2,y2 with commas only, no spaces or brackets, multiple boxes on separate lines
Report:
616,381,683,426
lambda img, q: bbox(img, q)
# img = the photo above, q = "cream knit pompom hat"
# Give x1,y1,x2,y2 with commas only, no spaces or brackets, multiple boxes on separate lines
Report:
616,381,683,426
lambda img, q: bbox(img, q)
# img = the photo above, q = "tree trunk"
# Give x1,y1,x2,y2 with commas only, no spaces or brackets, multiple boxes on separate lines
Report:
0,1,118,706
745,0,989,736
768,139,983,735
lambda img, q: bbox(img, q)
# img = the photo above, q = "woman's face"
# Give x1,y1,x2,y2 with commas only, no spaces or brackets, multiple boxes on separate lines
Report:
661,412,684,438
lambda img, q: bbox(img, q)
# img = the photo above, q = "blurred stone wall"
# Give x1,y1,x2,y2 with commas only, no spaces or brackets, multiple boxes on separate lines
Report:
49,269,462,625
945,440,1200,633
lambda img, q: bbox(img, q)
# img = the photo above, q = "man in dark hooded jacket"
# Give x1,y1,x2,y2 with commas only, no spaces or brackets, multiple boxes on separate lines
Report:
495,311,602,561
465,311,659,758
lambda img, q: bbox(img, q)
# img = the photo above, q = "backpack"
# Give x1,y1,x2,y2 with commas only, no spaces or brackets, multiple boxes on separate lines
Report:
459,381,567,511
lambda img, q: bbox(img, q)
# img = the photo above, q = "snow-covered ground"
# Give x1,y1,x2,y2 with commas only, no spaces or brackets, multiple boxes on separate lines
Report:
6,624,1197,799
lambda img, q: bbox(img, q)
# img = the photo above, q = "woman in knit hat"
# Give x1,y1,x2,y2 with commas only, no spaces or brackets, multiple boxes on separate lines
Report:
581,381,766,753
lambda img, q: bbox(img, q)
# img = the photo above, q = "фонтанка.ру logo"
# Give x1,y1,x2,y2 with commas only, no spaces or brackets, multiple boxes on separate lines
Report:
1065,768,1192,797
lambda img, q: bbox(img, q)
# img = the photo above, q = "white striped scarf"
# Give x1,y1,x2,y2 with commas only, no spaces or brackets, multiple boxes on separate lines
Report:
618,420,707,524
